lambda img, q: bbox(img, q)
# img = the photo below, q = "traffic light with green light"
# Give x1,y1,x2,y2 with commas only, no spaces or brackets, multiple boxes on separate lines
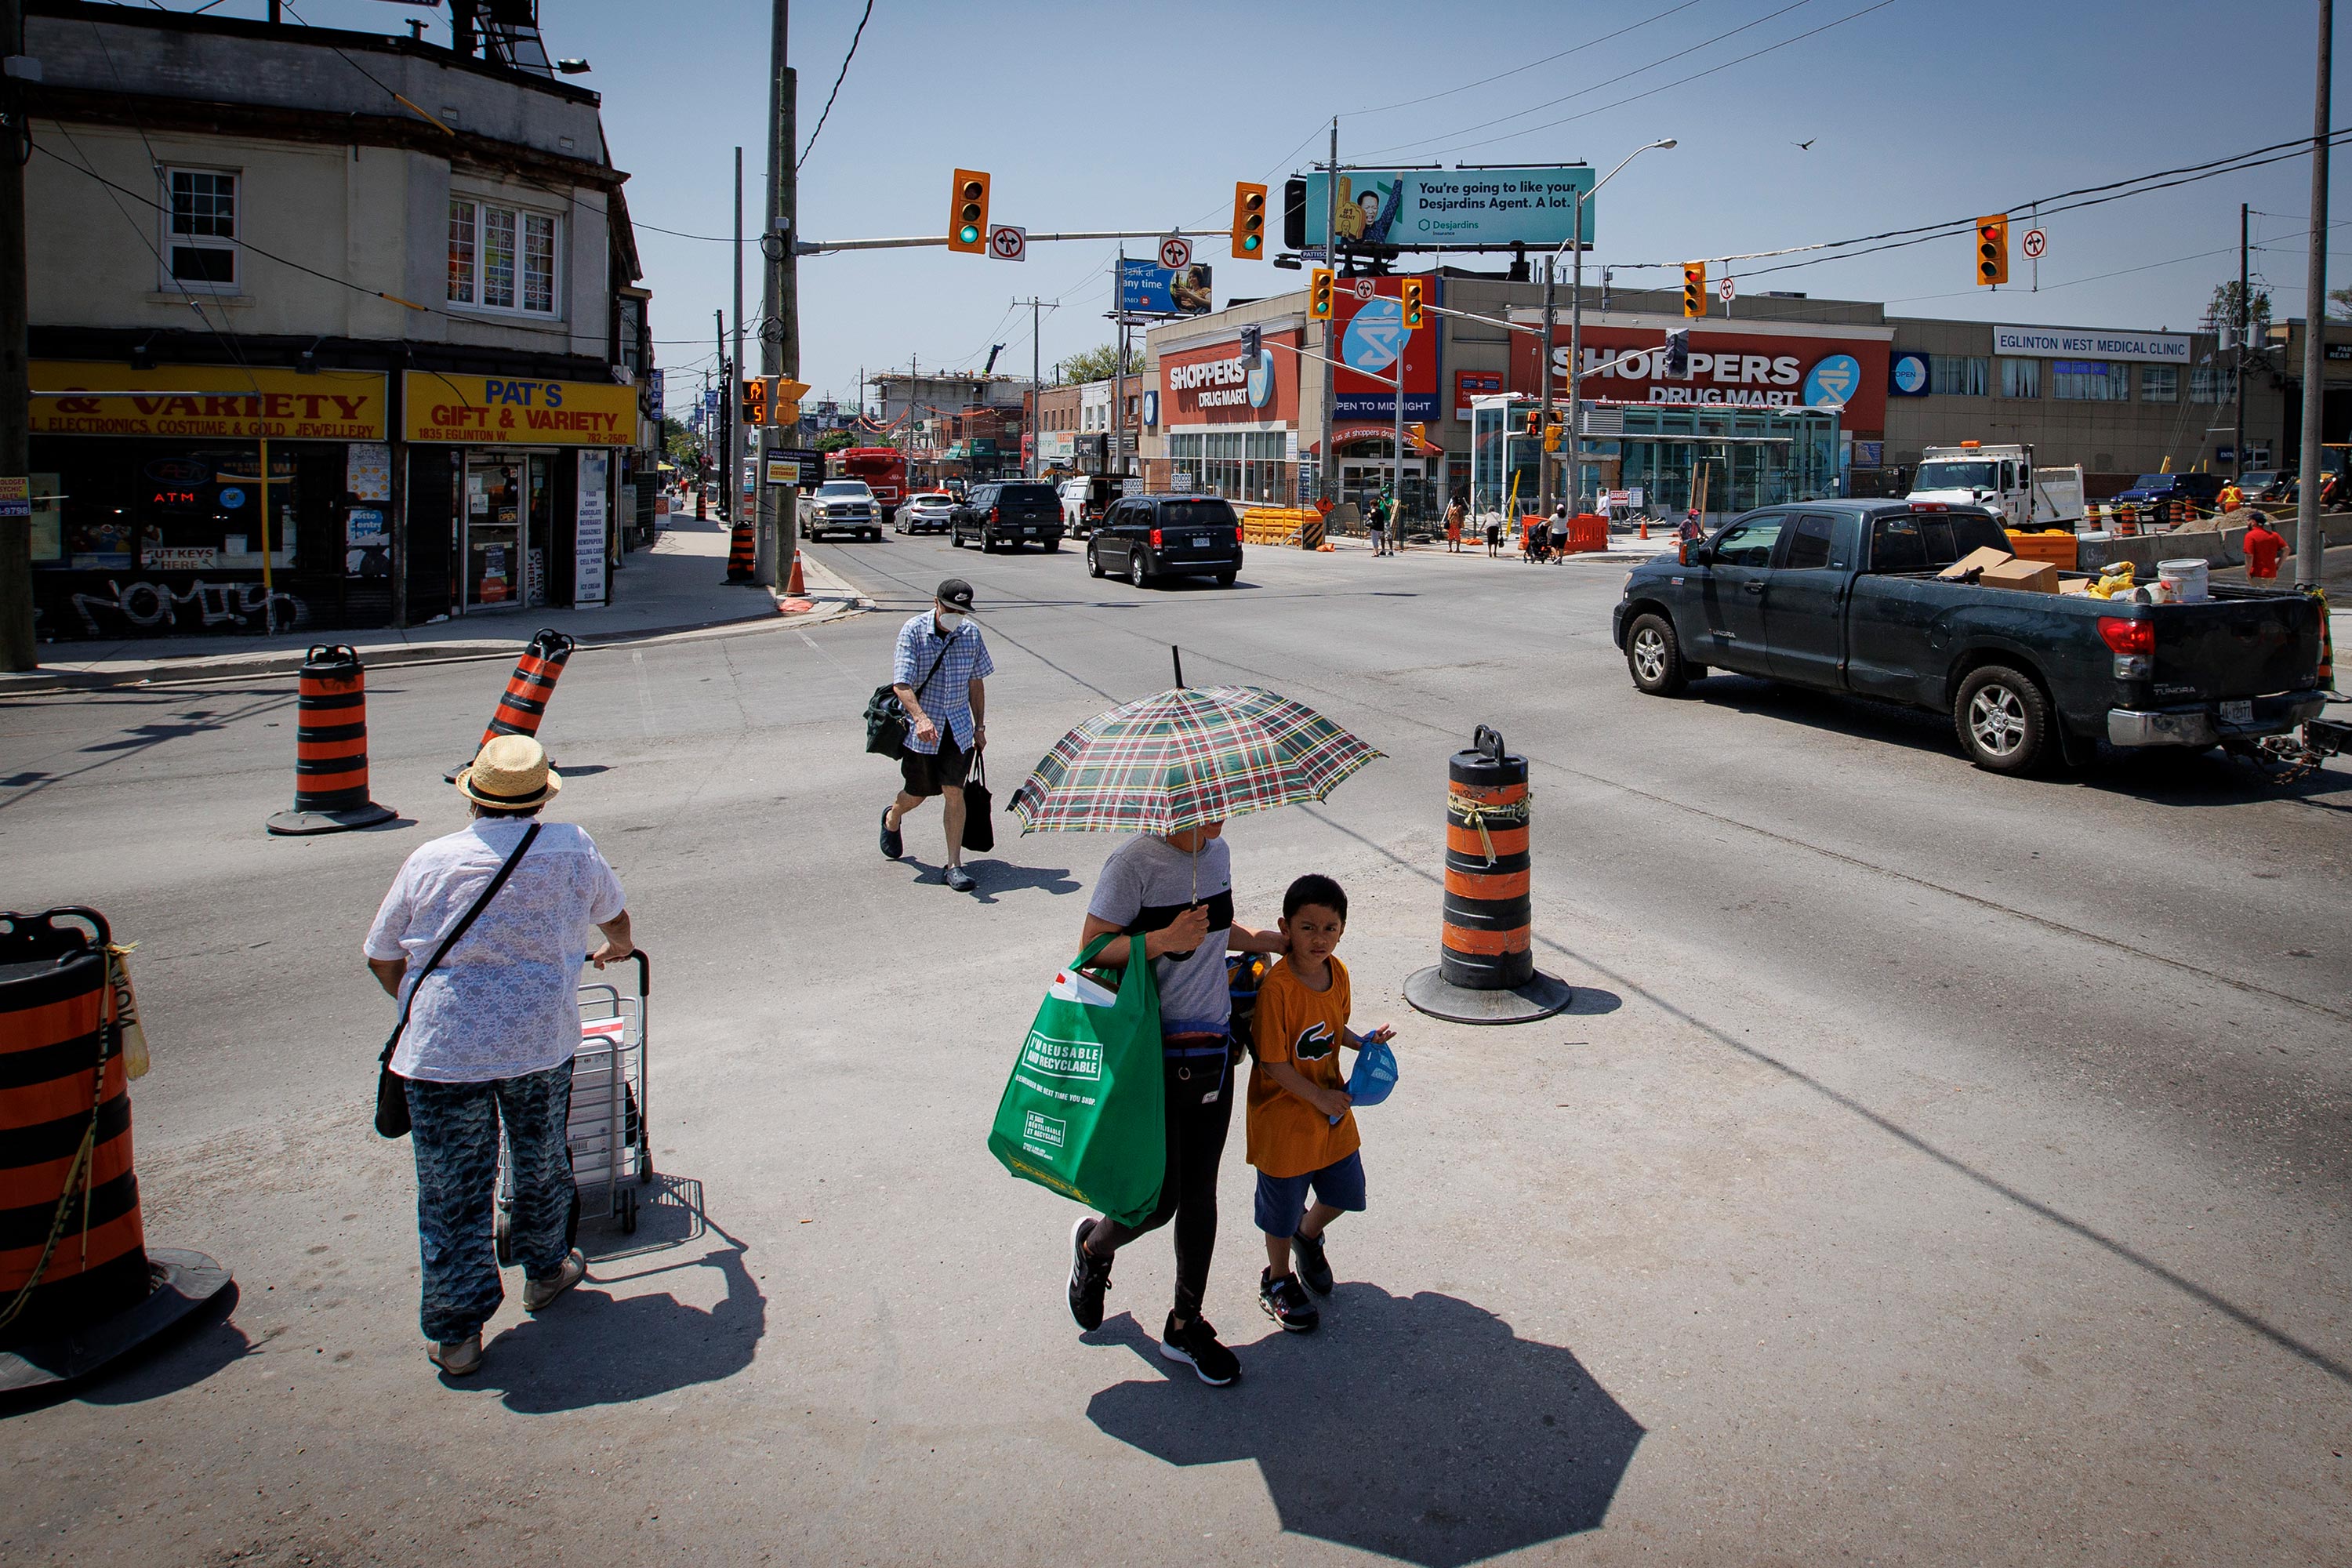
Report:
949,169,991,255
1232,182,1267,260
1309,267,1334,319
1401,278,1425,329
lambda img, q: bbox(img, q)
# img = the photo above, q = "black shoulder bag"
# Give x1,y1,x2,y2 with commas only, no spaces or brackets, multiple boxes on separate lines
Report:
374,822,542,1139
864,635,956,759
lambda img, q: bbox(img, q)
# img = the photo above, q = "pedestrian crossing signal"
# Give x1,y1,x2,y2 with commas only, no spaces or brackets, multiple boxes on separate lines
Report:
1402,278,1425,329
739,376,767,427
1232,182,1267,260
1309,267,1334,319
1682,261,1706,318
1976,214,2009,285
949,169,991,255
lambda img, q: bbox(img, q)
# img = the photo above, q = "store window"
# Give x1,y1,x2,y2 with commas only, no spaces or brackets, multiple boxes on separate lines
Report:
164,168,238,291
2140,365,2180,402
1929,354,1988,396
2051,361,2128,401
2190,365,2237,402
1165,430,1292,504
447,197,561,315
1998,357,2042,398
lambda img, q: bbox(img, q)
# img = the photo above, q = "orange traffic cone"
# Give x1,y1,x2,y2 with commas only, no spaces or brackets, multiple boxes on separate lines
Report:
1639,517,1650,540
786,554,806,597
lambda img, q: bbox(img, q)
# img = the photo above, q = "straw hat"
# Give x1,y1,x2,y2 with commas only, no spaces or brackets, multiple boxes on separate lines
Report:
455,734,561,810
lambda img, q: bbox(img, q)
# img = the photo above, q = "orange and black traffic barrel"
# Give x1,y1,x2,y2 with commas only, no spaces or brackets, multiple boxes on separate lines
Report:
726,522,756,582
477,628,575,751
0,907,146,1345
1440,726,1536,990
1,909,230,1387
267,646,396,837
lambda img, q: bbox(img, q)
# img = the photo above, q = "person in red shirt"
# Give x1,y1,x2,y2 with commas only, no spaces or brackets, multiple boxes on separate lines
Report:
2242,516,2287,581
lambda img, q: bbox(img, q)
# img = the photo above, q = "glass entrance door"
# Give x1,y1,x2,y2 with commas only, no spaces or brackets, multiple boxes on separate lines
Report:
463,453,553,612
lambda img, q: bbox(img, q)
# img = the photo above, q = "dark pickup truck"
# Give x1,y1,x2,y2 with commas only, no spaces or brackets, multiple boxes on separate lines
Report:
1612,499,2326,773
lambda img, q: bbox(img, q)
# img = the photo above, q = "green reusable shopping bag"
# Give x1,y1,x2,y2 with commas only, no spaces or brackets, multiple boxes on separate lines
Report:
988,933,1167,1227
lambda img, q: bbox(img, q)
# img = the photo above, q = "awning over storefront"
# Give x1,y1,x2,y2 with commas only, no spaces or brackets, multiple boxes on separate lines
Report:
1305,423,1443,457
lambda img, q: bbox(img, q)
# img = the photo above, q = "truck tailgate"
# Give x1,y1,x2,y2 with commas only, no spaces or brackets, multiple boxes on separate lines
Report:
2152,591,2319,700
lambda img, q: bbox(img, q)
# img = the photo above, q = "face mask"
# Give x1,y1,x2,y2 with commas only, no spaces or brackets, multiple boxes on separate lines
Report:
936,610,967,630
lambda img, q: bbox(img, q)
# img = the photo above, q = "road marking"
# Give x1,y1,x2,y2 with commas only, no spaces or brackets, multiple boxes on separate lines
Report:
631,649,657,736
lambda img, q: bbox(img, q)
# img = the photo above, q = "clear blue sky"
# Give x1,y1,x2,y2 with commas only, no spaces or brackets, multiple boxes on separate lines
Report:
294,0,2352,414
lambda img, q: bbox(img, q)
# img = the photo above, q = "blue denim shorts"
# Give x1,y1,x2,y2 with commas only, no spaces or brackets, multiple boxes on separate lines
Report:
1254,1150,1367,1238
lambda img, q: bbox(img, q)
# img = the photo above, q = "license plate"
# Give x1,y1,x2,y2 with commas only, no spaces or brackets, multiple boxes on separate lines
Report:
1192,537,1212,548
1023,526,1037,534
2221,699,2252,725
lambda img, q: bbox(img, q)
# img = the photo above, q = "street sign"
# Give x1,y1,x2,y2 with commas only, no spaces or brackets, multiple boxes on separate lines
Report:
2021,227,2047,260
1158,234,1192,270
1352,277,1377,302
1718,274,1735,304
989,224,1027,262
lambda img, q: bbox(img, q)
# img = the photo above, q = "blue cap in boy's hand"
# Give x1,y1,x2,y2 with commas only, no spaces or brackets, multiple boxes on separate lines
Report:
1348,1036,1399,1107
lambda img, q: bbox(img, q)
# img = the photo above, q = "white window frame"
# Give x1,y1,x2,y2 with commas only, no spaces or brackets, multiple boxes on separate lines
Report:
445,193,564,320
161,165,240,296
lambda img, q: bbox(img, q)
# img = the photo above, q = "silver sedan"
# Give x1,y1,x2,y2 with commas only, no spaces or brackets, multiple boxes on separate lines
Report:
895,491,956,535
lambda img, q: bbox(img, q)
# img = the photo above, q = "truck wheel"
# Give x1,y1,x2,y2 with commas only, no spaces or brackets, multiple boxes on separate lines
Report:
1955,665,2049,774
1625,613,1690,697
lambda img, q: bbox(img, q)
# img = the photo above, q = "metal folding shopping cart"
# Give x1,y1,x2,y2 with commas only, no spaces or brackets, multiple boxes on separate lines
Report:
494,950,652,1263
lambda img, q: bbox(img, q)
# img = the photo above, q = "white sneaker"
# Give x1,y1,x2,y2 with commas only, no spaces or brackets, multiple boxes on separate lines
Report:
427,1334,483,1375
523,1248,587,1312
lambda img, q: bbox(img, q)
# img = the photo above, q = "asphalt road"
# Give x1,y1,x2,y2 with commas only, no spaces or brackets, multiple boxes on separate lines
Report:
2,529,2347,1566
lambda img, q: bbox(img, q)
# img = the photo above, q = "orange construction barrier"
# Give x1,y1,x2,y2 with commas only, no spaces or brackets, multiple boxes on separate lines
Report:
1566,514,1610,553
1,906,228,1385
267,646,396,836
725,522,756,583
1402,728,1573,1024
446,628,575,782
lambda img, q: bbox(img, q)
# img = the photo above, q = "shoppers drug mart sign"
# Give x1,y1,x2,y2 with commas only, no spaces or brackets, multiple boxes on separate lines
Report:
1991,325,2190,364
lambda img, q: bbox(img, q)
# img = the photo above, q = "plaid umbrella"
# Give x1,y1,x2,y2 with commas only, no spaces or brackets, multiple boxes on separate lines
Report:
1008,684,1381,837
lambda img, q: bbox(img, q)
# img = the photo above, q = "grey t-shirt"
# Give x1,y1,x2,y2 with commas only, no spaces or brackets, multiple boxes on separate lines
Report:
1087,833,1233,1035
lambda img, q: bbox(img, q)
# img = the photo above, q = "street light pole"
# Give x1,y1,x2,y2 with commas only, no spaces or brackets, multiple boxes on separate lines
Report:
2297,0,2331,588
1552,140,1675,521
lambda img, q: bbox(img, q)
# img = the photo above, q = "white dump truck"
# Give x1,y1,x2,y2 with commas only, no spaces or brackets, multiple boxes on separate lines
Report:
1907,442,2085,530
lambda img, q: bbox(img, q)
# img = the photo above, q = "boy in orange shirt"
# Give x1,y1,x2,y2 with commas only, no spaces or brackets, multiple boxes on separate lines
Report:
1247,874,1396,1334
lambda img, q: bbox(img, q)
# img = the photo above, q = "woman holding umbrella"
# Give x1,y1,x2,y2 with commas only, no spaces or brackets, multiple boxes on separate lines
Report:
1011,666,1380,1386
1065,818,1284,1384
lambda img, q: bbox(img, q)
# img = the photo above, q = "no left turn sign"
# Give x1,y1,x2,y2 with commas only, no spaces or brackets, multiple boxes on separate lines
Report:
1718,274,1736,304
2020,227,2047,260
1353,278,1377,301
1159,235,1192,270
989,224,1026,262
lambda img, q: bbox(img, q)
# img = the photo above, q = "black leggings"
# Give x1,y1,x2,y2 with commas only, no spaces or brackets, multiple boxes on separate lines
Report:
1095,1062,1235,1321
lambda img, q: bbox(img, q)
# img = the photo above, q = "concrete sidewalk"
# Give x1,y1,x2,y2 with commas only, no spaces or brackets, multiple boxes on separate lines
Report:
0,506,869,696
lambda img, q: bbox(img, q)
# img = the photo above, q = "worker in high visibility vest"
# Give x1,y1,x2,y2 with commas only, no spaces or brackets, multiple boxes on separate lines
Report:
2216,478,2245,516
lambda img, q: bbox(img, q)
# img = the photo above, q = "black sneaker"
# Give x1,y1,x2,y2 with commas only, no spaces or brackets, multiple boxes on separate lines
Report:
1067,1217,1112,1332
946,865,977,893
1290,1228,1334,1296
1159,1312,1240,1385
879,807,903,860
1258,1269,1319,1334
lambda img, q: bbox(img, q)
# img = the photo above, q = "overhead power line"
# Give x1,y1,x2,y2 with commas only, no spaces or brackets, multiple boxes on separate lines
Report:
799,0,877,172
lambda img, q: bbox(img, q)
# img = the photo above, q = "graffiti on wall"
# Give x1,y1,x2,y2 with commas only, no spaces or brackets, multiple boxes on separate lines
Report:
52,577,310,637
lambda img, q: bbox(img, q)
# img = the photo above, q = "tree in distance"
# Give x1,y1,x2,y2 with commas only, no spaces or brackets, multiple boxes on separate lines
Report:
2205,279,2273,337
1057,343,1138,383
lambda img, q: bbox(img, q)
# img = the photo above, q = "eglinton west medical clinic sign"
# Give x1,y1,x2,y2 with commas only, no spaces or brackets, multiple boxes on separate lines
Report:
1991,325,2192,364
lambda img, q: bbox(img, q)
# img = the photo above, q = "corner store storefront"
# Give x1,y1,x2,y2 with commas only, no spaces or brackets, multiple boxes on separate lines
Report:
27,362,633,641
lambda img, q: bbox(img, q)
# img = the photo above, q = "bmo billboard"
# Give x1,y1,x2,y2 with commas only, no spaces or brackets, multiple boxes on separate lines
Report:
1512,322,1891,429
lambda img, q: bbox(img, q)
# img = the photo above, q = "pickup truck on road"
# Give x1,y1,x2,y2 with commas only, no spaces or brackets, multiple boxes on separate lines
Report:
1613,499,2326,773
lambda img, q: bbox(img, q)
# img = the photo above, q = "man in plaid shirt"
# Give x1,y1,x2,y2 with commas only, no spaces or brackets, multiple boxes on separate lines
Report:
880,578,993,892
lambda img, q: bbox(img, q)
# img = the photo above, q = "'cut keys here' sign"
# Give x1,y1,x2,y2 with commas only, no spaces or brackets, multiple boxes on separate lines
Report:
405,372,639,445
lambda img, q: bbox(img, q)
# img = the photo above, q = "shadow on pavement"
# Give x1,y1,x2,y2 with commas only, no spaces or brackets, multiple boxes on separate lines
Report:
1563,986,1624,1016
1086,1289,1642,1566
967,862,1080,903
0,1283,250,1418
470,1199,765,1414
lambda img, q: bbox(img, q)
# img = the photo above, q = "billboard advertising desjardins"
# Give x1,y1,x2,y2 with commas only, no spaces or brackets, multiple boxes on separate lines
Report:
1295,166,1595,252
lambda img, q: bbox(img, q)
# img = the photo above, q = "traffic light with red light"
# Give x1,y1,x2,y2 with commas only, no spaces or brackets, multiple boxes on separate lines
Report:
1309,267,1334,319
949,169,991,255
1976,214,2009,285
1401,278,1425,330
1682,261,1706,318
1232,182,1267,260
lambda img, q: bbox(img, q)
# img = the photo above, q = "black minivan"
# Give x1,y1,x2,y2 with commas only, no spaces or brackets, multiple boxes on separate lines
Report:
1087,493,1243,588
951,481,1065,552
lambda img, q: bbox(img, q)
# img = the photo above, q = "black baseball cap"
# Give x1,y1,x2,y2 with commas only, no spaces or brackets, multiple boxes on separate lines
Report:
936,578,975,611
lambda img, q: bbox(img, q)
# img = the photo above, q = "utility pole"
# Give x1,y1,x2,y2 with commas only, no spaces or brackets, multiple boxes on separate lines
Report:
1539,231,1557,517
758,0,797,591
0,0,31,670
731,147,745,558
2298,0,2331,589
1321,117,1338,511
1112,247,1125,480
1015,296,1051,479
714,307,730,532
2236,202,2249,481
